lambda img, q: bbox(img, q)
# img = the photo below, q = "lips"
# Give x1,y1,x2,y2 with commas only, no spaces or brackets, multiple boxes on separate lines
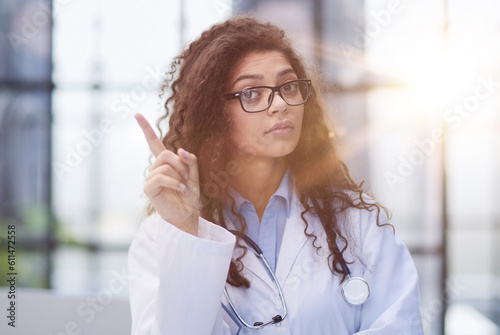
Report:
265,119,294,134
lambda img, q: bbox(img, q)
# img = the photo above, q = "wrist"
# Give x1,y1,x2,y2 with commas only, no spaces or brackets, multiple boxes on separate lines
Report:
177,212,199,236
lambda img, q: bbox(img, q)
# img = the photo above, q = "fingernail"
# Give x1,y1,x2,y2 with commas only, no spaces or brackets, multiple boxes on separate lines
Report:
180,149,190,160
184,172,189,180
179,184,188,194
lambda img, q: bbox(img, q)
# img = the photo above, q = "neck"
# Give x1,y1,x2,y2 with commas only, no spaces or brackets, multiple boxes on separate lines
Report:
230,155,288,221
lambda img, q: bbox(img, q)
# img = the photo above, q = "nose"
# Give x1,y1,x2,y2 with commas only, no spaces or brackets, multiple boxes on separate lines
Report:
267,91,288,115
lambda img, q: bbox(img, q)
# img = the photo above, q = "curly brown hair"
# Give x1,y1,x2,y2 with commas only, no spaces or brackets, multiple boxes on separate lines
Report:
147,15,390,288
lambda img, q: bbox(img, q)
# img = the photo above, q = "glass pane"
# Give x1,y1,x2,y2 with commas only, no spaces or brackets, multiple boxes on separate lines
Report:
100,0,180,86
365,0,445,85
0,0,52,82
52,246,93,293
52,0,96,86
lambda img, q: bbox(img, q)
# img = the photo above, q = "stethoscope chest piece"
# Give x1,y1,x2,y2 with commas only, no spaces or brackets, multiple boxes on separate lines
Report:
341,276,370,305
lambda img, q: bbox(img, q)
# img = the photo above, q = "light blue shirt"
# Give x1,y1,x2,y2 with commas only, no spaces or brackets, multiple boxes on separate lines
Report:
224,170,293,272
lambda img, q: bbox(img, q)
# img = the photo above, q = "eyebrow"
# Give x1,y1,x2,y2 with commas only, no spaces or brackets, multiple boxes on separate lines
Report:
230,68,296,90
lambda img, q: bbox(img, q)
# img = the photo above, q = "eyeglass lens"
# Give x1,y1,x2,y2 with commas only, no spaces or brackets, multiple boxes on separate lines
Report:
240,81,308,112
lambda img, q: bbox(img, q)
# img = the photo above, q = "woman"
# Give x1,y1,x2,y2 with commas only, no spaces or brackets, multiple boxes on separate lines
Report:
128,16,423,334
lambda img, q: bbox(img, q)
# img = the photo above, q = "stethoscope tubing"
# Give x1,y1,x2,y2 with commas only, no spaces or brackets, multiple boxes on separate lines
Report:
225,231,288,329
224,196,371,329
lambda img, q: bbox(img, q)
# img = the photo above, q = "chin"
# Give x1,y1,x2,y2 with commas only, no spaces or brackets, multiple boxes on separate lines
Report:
233,133,301,159
266,141,299,158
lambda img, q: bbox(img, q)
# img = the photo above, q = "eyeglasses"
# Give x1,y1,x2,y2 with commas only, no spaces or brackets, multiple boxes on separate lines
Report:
225,79,312,113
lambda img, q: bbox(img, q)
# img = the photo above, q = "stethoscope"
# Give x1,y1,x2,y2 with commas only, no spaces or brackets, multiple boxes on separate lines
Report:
223,203,371,330
223,231,287,330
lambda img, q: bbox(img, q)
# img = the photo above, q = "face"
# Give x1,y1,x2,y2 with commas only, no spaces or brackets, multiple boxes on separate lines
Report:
226,51,305,160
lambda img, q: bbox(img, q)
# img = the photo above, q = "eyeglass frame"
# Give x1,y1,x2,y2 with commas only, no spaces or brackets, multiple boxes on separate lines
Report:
225,79,312,113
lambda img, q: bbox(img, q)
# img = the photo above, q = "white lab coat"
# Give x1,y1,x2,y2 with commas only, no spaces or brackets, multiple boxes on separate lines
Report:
128,192,423,334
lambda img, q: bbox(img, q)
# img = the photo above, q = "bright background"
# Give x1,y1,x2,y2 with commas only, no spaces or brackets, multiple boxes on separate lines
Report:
0,0,499,334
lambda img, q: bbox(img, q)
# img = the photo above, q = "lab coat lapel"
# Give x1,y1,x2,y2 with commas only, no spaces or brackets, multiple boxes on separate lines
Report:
275,194,312,286
238,244,276,289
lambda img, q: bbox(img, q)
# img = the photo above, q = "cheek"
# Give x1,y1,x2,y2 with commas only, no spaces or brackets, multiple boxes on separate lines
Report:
295,108,305,137
230,113,260,146
297,108,305,127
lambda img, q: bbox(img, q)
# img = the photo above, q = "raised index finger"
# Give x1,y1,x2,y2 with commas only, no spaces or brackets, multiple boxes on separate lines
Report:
134,113,166,158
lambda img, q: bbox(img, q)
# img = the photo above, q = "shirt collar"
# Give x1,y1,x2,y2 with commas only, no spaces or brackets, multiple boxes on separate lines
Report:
272,168,293,216
225,168,293,217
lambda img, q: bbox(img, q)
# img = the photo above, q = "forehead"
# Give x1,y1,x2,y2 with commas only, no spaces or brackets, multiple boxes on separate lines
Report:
230,50,293,79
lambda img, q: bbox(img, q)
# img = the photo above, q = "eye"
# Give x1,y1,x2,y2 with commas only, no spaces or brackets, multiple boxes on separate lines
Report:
281,82,298,92
241,89,261,100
